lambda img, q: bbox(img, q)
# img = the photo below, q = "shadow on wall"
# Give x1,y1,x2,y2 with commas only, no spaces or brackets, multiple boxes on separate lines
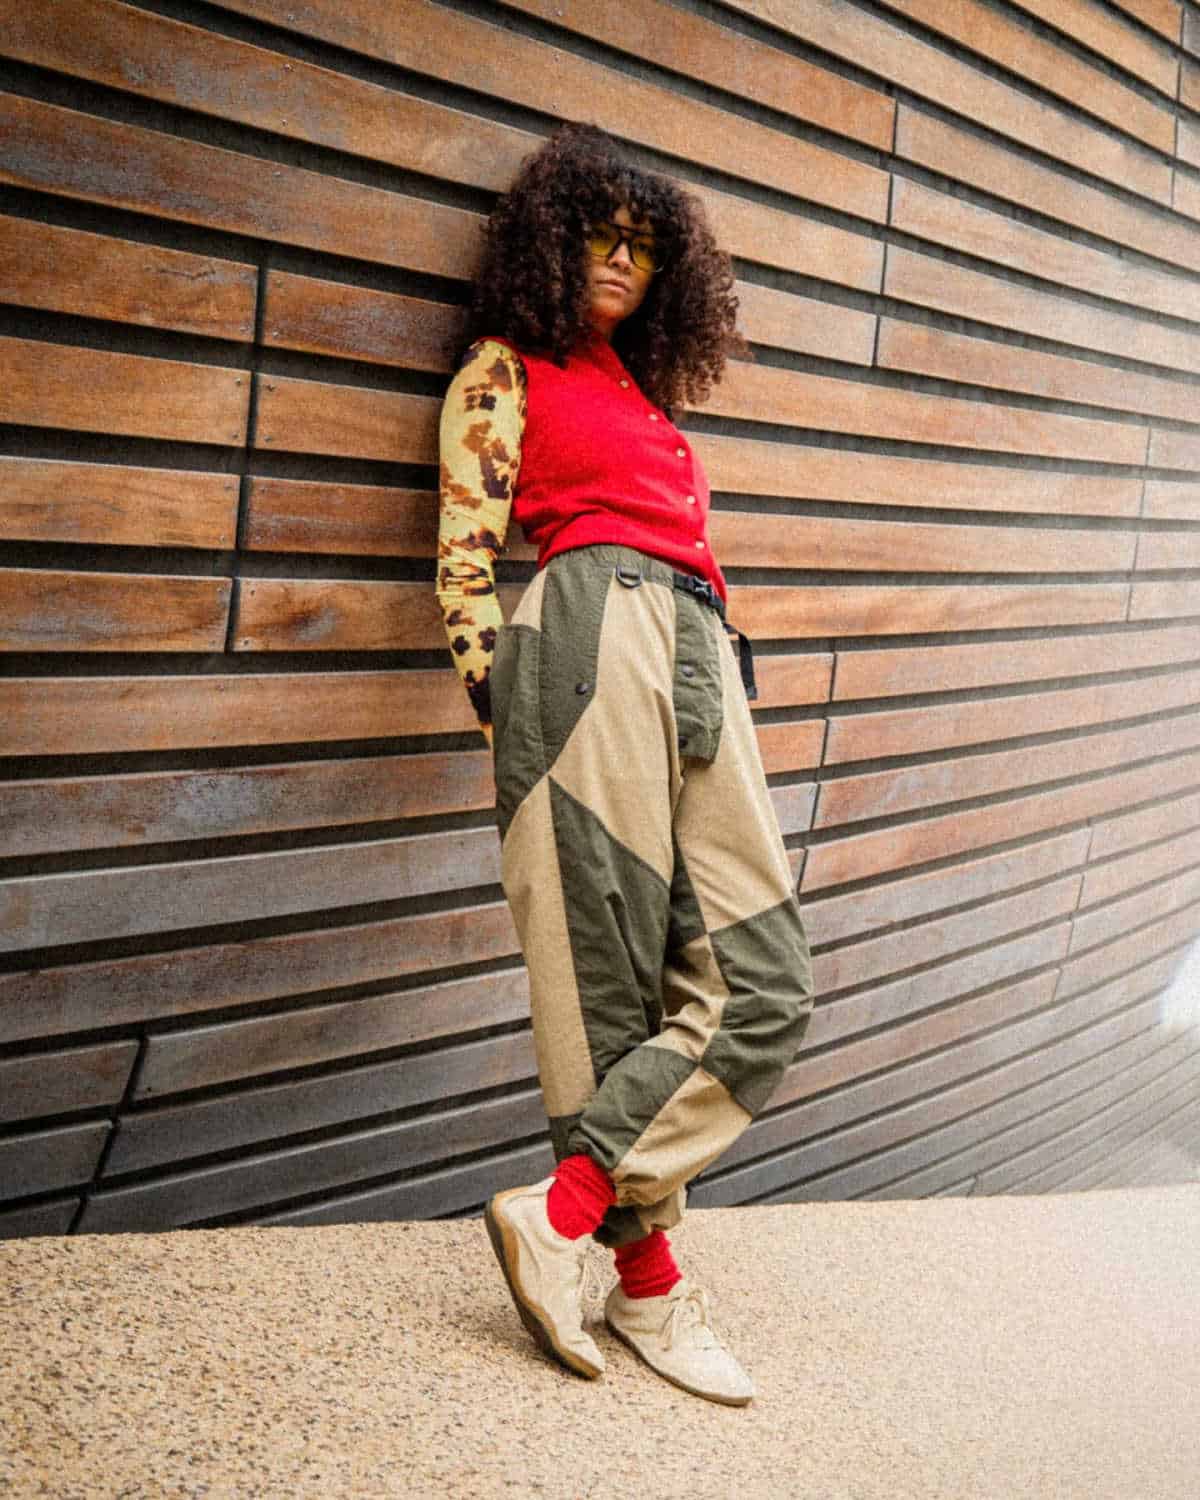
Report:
1160,940,1200,1037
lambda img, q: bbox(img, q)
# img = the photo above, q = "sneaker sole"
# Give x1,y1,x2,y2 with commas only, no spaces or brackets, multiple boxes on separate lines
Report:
484,1192,603,1380
604,1316,753,1406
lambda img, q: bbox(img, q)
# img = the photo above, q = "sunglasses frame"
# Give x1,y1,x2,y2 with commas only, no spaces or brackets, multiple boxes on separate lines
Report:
585,218,665,274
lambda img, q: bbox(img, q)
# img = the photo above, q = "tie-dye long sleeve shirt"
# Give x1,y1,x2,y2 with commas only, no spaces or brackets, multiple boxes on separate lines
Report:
436,338,527,747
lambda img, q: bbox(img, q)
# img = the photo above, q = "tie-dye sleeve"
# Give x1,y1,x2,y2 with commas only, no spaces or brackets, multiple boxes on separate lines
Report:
436,338,527,746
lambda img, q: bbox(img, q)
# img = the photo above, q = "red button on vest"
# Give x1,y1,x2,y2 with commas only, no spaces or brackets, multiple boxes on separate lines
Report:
489,334,727,603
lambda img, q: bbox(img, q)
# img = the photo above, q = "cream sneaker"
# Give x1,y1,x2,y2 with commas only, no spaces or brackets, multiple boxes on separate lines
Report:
484,1177,605,1379
604,1277,754,1405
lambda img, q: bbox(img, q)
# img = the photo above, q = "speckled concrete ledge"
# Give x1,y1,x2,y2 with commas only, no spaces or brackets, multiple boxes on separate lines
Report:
3,1186,1198,1499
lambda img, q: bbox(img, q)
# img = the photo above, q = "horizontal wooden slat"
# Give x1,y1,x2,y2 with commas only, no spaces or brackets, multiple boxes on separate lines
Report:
1129,578,1200,619
801,829,1091,947
0,1042,138,1124
498,0,895,150
814,874,1080,996
133,967,533,1103
0,901,522,1044
711,981,1176,1204
824,666,1200,764
718,0,1172,203
210,0,890,223
1148,425,1200,471
894,106,1200,276
802,745,1200,890
1069,865,1200,955
86,1073,545,1232
0,568,231,652
708,509,1136,573
694,433,1141,516
889,178,1194,325
885,251,1200,378
0,1122,109,1198
1080,822,1200,908
0,336,249,445
243,479,440,557
815,709,1200,828
112,1044,540,1182
0,457,239,550
1109,0,1181,44
1088,787,1200,860
731,281,877,363
0,93,480,279
0,1199,77,1238
833,625,1200,701
879,320,1199,424
0,671,478,757
702,360,1150,465
730,582,1128,638
0,752,493,857
752,653,834,710
877,0,1175,150
1057,898,1200,996
1143,481,1200,521
754,720,826,775
253,378,438,462
1005,0,1179,96
230,576,477,652
256,1140,556,1226
0,827,502,952
1137,531,1200,568
0,213,256,339
262,273,464,372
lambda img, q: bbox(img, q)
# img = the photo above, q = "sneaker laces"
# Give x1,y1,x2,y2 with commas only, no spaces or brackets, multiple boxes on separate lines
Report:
662,1284,719,1352
577,1239,609,1321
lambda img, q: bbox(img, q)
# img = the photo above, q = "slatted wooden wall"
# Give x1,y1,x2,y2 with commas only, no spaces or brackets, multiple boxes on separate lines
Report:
2,0,1199,1238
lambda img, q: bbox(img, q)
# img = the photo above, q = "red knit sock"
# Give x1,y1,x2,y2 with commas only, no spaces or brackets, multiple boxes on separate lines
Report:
613,1229,683,1299
545,1154,617,1240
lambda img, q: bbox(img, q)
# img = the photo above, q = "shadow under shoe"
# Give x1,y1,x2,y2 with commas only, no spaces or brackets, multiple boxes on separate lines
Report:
484,1177,606,1379
604,1277,754,1406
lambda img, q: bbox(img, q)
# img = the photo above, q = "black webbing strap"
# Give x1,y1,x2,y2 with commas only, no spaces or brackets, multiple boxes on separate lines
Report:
671,571,758,702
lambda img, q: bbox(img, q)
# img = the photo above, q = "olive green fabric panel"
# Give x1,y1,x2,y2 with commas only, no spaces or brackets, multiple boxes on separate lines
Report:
566,1043,697,1175
549,777,671,1075
672,596,724,763
536,552,612,766
665,833,707,952
490,622,545,840
701,897,816,1117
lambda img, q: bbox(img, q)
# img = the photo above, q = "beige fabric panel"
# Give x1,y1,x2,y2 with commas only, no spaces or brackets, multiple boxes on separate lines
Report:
646,932,735,1063
507,564,548,631
612,1064,753,1207
675,614,796,932
549,574,681,884
499,774,594,1119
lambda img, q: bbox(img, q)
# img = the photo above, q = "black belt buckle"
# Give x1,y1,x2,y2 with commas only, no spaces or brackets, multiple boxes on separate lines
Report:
674,571,719,614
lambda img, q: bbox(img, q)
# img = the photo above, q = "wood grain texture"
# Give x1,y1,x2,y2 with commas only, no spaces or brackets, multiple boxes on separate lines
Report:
0,213,256,339
0,458,239,550
210,0,891,222
0,902,522,1044
0,671,480,758
0,827,502,952
883,252,1200,378
720,0,1172,201
0,569,231,652
497,0,896,150
888,178,1195,323
0,1042,138,1125
695,434,1140,516
832,625,1200,701
0,93,481,279
815,709,1200,827
0,336,249,446
703,360,1150,464
894,106,1200,275
876,0,1175,149
879,319,1200,422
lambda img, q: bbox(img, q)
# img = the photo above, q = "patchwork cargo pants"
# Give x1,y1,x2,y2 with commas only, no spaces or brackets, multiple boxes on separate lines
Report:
491,544,814,1248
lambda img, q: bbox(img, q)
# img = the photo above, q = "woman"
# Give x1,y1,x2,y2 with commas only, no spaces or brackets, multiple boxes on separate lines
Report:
436,123,814,1406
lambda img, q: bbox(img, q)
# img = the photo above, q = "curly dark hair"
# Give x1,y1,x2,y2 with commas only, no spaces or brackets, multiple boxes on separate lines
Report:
463,122,746,410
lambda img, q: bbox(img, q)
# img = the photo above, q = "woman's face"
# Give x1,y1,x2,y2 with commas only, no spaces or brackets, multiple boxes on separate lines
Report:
584,204,655,340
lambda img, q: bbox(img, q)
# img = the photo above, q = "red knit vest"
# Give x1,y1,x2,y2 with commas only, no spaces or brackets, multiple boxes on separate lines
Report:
489,334,727,603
